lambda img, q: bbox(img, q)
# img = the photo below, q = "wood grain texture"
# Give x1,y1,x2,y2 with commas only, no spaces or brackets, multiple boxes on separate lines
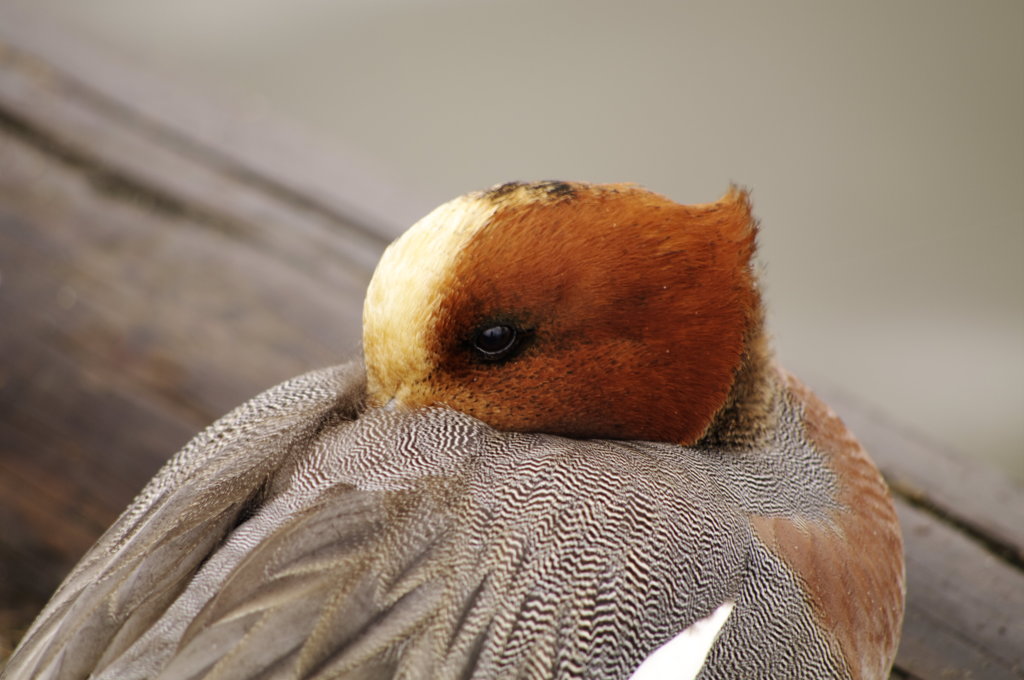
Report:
893,499,1024,679
0,35,379,657
0,15,1022,678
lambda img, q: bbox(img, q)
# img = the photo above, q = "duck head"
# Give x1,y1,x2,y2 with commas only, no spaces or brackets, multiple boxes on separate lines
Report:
363,181,762,445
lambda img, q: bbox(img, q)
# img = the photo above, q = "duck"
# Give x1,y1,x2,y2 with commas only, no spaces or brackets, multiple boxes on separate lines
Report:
2,181,905,680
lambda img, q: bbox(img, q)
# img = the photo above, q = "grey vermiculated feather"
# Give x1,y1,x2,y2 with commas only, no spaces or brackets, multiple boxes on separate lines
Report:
6,364,367,679
4,362,848,679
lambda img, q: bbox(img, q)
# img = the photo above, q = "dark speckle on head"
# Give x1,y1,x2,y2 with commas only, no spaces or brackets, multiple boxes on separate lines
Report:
536,181,576,198
484,181,576,201
484,182,527,199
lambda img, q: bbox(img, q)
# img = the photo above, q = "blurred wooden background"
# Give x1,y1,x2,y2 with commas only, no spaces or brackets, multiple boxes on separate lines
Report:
1,16,1022,679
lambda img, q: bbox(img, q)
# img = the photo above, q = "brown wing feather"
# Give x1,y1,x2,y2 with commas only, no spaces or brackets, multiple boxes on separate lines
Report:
751,373,905,680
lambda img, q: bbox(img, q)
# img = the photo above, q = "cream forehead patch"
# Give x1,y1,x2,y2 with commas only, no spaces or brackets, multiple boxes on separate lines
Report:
363,192,501,403
363,182,586,405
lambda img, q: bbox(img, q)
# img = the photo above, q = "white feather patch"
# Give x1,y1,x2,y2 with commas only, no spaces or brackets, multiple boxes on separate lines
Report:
628,600,735,680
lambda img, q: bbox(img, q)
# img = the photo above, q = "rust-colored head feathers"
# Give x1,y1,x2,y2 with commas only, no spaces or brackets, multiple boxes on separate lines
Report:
364,181,761,444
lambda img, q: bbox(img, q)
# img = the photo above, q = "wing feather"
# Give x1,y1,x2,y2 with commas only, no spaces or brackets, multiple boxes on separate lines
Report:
5,362,850,679
5,363,365,679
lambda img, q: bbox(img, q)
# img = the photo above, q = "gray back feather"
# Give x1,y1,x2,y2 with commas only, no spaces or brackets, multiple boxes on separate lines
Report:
4,363,847,679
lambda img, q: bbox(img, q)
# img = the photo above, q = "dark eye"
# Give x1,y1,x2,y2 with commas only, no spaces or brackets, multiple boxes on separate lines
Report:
472,324,521,361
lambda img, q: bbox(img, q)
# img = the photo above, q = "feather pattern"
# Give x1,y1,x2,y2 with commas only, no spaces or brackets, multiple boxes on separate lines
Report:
5,362,854,679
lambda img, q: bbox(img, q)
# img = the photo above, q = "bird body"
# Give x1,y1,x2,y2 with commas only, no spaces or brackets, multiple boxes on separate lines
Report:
3,182,904,679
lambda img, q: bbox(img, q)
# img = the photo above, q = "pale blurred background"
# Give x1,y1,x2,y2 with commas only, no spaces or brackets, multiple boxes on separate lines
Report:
6,0,1022,480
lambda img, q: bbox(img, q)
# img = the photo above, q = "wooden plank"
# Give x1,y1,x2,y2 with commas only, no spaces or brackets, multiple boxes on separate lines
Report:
0,45,385,282
892,498,1024,679
0,3,423,237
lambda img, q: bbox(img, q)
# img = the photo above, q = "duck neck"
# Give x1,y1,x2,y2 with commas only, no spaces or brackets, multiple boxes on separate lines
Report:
696,309,780,449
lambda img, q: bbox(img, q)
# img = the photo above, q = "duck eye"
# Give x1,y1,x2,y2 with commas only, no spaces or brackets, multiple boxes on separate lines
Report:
472,324,520,361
